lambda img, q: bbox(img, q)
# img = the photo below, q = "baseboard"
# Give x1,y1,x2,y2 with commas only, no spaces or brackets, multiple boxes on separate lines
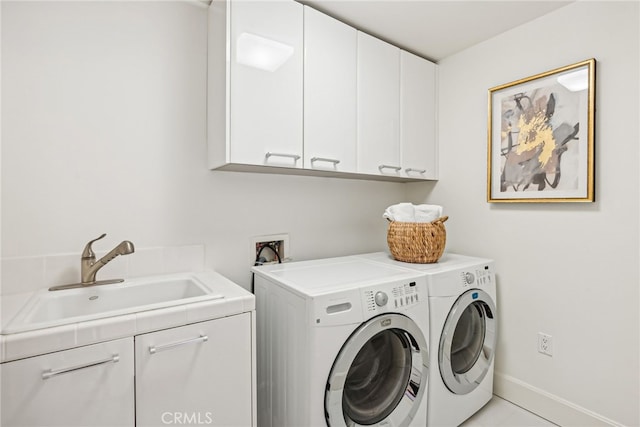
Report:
493,372,623,427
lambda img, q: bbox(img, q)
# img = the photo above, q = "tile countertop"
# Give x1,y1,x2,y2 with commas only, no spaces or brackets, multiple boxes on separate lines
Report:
0,271,255,363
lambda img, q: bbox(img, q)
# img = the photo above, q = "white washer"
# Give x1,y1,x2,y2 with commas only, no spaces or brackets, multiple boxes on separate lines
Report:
252,256,430,427
357,252,497,427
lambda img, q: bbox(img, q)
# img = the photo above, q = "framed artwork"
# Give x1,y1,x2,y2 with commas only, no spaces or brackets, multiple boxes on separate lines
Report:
487,59,595,203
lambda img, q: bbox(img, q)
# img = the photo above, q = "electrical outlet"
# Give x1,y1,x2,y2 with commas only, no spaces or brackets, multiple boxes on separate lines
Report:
251,234,289,265
538,332,553,356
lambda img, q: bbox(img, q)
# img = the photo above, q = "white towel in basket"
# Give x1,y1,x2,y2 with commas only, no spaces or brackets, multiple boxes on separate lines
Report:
383,203,443,223
414,204,443,223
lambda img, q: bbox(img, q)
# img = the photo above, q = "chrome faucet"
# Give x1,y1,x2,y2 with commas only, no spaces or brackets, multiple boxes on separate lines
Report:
49,234,135,291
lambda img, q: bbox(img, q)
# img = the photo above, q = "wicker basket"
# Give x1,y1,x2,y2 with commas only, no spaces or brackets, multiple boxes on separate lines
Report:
387,216,448,263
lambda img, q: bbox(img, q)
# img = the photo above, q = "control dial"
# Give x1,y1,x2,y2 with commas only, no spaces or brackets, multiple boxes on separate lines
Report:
464,272,475,285
374,291,388,307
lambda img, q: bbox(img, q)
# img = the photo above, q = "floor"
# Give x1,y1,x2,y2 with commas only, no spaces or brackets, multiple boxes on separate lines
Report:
460,396,558,427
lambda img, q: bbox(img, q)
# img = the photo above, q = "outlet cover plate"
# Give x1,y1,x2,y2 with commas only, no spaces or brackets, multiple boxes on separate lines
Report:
538,332,553,356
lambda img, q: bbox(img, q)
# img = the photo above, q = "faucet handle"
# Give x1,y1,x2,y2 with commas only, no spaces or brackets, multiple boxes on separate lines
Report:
82,233,107,259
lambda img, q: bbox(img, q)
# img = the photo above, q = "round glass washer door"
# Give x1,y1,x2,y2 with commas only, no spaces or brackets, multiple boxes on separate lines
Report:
439,289,497,395
325,313,428,427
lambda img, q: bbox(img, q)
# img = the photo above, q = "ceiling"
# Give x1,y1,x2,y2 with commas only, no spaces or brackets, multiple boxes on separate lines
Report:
299,1,573,62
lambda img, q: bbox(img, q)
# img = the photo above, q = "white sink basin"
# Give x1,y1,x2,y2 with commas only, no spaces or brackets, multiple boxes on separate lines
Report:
3,273,224,334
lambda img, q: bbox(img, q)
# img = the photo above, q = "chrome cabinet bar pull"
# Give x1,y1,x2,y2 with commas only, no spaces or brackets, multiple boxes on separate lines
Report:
311,157,341,165
405,168,427,174
149,334,208,355
378,165,402,172
265,152,301,161
42,355,119,380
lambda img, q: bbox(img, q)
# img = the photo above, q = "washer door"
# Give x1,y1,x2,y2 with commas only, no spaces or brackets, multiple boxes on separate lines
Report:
439,289,497,395
325,314,428,427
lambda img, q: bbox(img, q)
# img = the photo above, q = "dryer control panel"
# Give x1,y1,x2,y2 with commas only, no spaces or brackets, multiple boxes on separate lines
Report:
460,265,494,288
362,277,425,314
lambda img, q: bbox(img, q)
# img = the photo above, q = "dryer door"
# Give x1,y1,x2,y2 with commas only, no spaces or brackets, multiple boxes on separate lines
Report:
325,313,428,427
439,289,497,395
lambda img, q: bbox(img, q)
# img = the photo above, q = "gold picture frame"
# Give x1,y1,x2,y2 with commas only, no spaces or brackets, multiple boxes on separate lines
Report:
487,59,596,203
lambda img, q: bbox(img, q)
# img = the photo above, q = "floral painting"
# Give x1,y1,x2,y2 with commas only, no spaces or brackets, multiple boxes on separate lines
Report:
487,59,595,202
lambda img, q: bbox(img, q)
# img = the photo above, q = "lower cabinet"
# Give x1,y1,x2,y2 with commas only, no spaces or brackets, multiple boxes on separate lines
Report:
1,337,135,427
0,313,254,427
135,313,253,427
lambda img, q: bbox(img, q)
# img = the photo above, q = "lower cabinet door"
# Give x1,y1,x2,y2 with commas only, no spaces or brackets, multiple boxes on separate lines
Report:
135,313,253,427
0,337,134,427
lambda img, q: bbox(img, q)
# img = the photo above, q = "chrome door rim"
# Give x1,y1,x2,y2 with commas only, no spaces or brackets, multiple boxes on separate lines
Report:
325,314,428,427
439,289,497,395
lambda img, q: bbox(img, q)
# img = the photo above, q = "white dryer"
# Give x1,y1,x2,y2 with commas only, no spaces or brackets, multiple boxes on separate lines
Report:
252,256,430,427
358,252,497,427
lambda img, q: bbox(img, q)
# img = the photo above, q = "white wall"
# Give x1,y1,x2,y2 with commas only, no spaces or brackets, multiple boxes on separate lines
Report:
3,1,639,425
408,1,639,426
0,1,407,293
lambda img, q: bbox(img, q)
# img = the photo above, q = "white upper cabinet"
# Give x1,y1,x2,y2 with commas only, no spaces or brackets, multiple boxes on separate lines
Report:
357,31,401,177
208,0,303,169
208,1,437,181
303,6,357,172
401,50,438,180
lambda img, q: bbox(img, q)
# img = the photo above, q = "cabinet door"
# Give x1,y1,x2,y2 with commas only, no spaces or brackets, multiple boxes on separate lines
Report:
357,31,401,177
303,6,357,172
135,313,253,427
0,338,134,427
229,0,303,168
401,51,437,179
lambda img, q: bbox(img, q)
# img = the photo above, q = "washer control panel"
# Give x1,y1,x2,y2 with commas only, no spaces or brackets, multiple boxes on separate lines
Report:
363,278,423,313
460,265,494,288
